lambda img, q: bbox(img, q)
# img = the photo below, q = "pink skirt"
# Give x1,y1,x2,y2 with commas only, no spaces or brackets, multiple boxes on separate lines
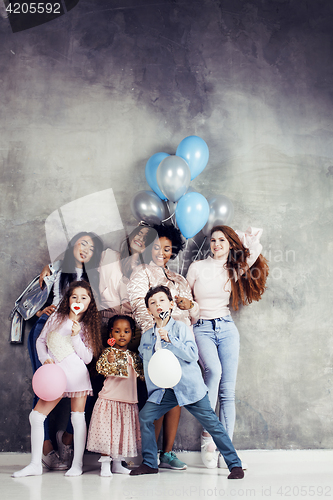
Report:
87,398,141,458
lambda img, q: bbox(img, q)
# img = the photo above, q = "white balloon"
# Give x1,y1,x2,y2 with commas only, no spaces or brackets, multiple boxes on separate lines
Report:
148,349,182,388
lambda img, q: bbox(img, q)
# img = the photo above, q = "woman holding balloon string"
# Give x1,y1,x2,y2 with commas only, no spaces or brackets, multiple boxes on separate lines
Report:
13,281,102,478
28,231,103,469
186,225,269,469
127,223,199,470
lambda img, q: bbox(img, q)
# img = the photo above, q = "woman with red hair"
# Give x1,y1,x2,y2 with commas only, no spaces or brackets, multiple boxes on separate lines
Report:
187,225,268,469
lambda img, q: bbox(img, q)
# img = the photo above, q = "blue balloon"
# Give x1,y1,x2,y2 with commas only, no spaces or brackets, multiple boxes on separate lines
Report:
175,192,209,239
176,136,209,180
145,152,170,200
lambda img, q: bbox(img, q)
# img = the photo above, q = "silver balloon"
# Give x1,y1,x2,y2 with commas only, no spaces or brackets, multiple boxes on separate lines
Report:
156,155,191,202
130,190,167,225
202,195,235,236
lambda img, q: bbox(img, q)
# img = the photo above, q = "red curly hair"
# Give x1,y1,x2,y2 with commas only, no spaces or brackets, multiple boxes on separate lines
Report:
55,280,102,358
211,226,269,311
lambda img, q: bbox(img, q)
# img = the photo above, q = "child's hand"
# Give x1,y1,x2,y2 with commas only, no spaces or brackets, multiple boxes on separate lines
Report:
71,320,81,336
107,351,115,363
43,358,55,365
159,328,170,343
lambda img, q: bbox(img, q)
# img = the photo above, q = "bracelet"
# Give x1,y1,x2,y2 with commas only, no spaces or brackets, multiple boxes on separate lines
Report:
190,301,194,309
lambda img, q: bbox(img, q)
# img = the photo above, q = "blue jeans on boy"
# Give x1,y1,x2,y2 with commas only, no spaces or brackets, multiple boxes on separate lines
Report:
194,316,240,439
139,389,242,471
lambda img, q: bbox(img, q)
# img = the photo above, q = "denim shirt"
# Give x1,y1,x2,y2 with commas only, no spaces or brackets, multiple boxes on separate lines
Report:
139,318,208,406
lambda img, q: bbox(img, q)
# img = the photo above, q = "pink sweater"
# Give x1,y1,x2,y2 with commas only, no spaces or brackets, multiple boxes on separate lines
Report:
186,227,263,319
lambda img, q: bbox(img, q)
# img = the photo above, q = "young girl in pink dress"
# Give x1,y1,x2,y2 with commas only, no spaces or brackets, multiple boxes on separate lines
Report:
87,315,143,476
12,281,102,478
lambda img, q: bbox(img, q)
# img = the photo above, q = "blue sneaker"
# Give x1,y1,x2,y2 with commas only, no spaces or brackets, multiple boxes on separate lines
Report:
159,451,187,470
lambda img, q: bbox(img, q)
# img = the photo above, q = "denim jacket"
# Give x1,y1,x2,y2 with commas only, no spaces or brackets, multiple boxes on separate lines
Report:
139,318,207,406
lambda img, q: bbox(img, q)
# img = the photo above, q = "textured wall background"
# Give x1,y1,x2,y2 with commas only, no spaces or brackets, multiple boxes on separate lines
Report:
1,0,332,452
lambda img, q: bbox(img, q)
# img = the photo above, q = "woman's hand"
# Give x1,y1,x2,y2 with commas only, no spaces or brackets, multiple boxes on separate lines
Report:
107,351,115,363
158,328,170,343
39,265,51,289
175,296,192,310
71,320,81,337
36,305,57,318
43,358,55,365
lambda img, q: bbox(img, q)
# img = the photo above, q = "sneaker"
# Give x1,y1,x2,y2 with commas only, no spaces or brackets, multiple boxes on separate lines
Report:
159,451,187,470
201,434,218,469
218,453,248,470
42,450,68,470
56,430,73,467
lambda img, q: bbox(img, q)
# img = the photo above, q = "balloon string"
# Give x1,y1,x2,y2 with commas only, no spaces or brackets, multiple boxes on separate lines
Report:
193,236,207,262
180,239,189,276
161,211,176,223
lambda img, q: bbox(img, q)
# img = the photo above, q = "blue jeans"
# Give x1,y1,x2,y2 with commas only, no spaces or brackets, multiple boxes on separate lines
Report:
193,316,240,439
139,389,241,470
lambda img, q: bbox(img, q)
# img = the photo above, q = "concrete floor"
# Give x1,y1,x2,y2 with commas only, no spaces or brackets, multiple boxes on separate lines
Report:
2,450,333,500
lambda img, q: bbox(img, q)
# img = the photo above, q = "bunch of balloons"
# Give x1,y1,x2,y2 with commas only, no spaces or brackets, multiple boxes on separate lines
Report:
130,135,234,240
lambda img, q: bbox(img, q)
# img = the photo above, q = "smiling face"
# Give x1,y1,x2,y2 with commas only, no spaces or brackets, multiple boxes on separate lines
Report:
129,227,150,254
210,230,231,260
110,319,132,351
73,235,95,268
69,287,91,316
147,291,173,321
151,237,173,267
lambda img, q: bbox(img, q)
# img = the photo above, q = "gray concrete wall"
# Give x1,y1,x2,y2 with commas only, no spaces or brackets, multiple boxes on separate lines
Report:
1,0,332,452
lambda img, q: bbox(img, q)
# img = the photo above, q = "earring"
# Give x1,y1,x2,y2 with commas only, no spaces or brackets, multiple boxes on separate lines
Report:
107,338,116,346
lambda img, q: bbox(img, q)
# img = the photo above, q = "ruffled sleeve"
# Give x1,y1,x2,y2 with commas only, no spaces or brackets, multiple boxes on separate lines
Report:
236,227,263,269
127,265,155,333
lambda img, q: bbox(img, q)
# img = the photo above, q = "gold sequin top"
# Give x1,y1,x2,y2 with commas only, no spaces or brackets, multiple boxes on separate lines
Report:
96,347,144,380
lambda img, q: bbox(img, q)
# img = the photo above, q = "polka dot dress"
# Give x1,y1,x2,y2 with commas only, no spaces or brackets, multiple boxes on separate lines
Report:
87,398,141,457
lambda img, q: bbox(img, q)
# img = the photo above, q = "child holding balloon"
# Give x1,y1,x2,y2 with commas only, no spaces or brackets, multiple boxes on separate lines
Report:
12,281,102,478
130,285,244,479
86,315,143,476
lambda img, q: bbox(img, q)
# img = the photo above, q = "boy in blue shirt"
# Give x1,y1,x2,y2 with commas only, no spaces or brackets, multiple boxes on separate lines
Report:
130,285,244,479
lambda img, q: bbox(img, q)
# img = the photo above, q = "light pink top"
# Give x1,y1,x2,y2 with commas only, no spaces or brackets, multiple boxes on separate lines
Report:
36,314,93,397
186,227,263,320
99,249,133,316
98,354,138,404
128,261,199,333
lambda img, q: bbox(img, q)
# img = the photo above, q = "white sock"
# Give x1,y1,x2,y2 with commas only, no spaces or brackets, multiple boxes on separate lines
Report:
65,412,86,477
98,456,112,477
111,458,130,474
12,410,46,478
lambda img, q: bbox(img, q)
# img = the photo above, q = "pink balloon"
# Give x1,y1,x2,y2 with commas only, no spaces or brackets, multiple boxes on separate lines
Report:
32,364,67,402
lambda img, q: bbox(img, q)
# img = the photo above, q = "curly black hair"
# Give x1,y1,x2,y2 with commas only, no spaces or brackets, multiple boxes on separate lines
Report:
151,224,185,259
107,314,136,336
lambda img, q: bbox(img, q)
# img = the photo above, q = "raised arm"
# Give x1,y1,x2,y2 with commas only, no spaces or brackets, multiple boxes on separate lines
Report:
236,227,263,268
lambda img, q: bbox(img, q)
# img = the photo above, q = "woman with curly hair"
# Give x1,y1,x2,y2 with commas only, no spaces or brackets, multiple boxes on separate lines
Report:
186,226,269,469
13,281,102,478
128,223,199,471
